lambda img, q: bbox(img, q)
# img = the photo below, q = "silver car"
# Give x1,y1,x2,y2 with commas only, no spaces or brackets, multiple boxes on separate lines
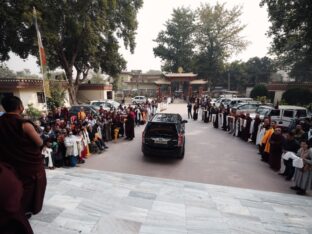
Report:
232,103,261,115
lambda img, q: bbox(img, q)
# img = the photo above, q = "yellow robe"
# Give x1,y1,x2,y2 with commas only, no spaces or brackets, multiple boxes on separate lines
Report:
262,128,274,153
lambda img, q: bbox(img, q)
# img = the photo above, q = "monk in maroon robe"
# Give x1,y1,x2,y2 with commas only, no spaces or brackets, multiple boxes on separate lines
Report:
0,96,46,218
0,162,33,234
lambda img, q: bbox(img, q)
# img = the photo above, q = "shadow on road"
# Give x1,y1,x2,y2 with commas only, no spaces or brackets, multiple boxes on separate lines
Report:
142,154,182,165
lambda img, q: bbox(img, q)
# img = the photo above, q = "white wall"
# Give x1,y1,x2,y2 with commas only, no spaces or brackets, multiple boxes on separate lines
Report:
274,90,284,104
246,87,253,97
77,90,115,103
77,90,105,103
16,89,46,111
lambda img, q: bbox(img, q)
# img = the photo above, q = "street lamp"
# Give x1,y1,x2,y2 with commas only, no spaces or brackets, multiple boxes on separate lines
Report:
131,70,142,94
228,71,231,91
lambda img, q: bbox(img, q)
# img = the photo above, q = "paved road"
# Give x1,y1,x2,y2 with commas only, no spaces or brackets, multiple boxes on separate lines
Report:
83,104,297,194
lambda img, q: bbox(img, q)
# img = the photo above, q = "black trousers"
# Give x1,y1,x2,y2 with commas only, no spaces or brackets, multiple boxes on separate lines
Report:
283,159,295,179
188,110,192,119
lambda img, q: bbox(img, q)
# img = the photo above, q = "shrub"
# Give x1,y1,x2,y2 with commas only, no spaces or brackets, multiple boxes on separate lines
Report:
250,84,269,99
25,104,41,121
282,88,312,106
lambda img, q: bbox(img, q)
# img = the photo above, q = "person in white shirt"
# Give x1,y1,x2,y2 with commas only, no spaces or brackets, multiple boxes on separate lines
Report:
42,142,54,169
64,131,79,167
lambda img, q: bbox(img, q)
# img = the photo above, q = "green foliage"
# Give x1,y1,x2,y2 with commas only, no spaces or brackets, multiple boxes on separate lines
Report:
219,57,276,91
153,3,248,86
89,72,105,84
244,57,276,85
46,81,67,110
194,3,248,85
279,99,288,105
0,63,16,78
256,96,268,104
0,0,143,103
153,7,196,72
250,85,269,99
25,103,41,120
260,0,312,82
282,88,312,105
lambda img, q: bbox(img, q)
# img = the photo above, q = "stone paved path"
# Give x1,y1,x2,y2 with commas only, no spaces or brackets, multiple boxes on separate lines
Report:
30,168,312,234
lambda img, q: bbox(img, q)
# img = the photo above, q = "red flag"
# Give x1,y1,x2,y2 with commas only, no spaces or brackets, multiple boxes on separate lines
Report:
33,8,47,66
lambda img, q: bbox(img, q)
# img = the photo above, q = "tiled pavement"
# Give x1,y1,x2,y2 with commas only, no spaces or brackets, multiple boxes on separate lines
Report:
30,168,312,234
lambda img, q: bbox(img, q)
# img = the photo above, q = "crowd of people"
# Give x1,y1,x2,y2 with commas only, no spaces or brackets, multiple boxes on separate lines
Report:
35,101,159,169
0,95,161,233
188,97,312,196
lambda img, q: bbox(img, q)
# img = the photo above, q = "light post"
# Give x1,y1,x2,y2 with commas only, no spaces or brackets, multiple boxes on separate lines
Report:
228,71,231,91
131,70,142,95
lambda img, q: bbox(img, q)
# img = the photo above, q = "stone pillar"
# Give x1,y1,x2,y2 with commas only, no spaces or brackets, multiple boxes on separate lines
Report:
199,86,203,97
188,85,192,97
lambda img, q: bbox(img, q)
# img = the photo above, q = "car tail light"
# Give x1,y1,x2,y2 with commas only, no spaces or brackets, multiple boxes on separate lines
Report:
178,133,183,146
142,131,145,144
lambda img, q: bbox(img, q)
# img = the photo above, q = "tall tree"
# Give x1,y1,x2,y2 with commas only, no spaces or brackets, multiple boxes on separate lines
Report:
194,3,248,86
260,0,312,82
245,56,276,85
0,0,143,103
221,61,248,91
0,63,16,78
153,7,196,73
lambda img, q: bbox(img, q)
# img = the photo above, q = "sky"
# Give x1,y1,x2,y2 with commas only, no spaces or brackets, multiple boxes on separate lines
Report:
6,0,271,75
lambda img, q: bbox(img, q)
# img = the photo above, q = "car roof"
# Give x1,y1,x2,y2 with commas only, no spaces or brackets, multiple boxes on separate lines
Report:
277,105,307,110
150,113,181,123
257,105,274,109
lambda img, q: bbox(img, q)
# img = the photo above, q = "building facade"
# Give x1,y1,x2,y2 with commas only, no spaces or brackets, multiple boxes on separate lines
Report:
0,77,113,111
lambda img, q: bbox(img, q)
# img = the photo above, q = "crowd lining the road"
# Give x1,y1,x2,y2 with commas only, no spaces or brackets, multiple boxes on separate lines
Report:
188,97,312,196
34,102,159,169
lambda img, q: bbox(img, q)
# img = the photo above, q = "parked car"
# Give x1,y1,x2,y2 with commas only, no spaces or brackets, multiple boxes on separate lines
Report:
249,105,274,119
266,105,308,129
142,113,187,159
90,100,121,110
225,98,254,108
132,96,147,104
231,102,261,115
69,105,98,117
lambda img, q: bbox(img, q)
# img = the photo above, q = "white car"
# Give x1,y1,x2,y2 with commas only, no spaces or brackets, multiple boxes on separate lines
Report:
90,100,121,110
132,96,147,104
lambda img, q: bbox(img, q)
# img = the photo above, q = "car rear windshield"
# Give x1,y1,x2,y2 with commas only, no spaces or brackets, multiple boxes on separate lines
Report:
146,123,178,138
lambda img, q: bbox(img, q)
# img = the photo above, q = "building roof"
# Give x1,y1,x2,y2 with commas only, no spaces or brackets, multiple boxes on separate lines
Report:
154,80,171,85
266,82,312,91
0,78,53,89
78,84,113,91
190,79,208,85
164,73,197,78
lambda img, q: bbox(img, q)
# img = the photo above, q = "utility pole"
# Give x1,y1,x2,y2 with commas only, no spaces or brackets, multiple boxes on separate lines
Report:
228,71,231,91
131,70,142,95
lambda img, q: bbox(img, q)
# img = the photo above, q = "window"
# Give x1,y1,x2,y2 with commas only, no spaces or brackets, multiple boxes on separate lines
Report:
0,92,13,102
296,110,307,118
37,92,45,103
283,110,294,118
269,110,280,116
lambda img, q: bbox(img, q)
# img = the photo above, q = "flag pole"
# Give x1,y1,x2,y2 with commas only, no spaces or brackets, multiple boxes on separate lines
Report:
33,7,49,111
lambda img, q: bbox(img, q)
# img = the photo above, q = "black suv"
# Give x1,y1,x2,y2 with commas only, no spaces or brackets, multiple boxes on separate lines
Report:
142,113,187,159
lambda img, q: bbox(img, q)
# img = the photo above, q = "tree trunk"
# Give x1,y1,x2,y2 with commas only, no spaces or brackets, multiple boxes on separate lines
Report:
68,85,79,105
64,69,79,105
